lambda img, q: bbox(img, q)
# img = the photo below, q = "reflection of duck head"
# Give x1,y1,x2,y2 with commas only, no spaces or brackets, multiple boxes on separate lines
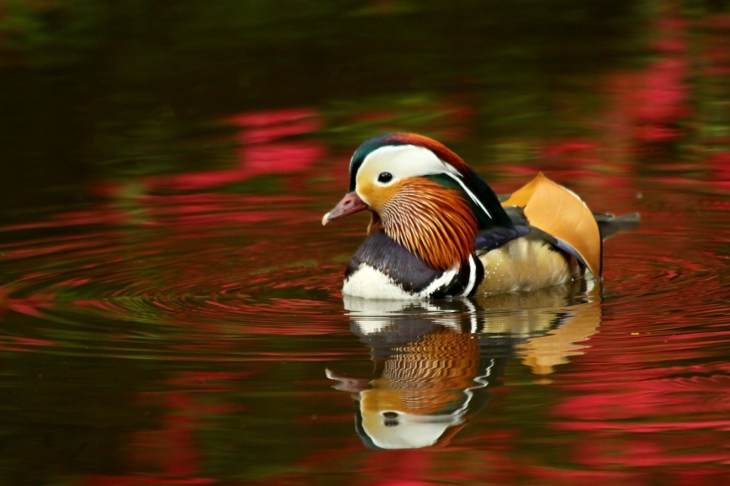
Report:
327,282,602,449
336,297,490,450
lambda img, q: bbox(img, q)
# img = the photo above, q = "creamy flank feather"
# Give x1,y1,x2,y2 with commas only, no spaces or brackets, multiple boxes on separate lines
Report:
477,237,577,295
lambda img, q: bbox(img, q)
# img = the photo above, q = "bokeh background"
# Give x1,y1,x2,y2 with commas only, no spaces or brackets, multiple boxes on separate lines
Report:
0,1,729,484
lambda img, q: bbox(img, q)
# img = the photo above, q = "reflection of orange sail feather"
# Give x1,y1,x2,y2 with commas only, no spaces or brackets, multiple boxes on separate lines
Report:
517,296,602,375
502,173,602,276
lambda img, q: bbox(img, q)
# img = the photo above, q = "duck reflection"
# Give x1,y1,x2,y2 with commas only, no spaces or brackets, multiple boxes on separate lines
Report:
326,281,601,449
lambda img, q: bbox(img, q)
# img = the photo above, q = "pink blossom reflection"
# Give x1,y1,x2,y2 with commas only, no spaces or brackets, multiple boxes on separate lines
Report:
604,14,690,146
144,108,326,192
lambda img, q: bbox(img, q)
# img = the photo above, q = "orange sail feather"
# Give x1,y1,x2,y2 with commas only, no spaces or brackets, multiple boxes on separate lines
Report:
502,173,602,276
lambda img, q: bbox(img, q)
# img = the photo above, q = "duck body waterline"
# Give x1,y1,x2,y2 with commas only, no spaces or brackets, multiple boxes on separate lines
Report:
322,133,634,300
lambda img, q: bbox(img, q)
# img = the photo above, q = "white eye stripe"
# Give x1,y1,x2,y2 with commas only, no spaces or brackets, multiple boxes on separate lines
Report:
359,145,453,180
357,145,493,222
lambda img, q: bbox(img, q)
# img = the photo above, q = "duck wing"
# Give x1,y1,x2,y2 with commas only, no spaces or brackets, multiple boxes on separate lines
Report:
501,173,602,277
474,223,529,253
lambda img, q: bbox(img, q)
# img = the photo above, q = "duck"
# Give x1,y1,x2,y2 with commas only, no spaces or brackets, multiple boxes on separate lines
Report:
322,133,637,300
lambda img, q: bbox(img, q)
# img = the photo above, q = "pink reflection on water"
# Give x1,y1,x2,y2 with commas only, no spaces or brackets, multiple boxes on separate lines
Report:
1,7,728,483
343,98,476,142
708,152,730,190
87,108,328,199
144,108,326,192
603,14,690,147
700,14,730,76
3,292,54,321
88,371,256,485
232,109,321,144
84,477,215,485
525,466,640,485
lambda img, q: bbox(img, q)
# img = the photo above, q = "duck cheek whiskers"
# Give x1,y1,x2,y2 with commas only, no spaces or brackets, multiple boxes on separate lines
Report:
380,181,478,271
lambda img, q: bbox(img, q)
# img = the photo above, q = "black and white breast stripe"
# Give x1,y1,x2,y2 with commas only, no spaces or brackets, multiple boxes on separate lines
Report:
344,230,483,299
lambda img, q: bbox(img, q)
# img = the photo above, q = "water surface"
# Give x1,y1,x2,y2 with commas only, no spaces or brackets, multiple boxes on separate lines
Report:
1,1,729,484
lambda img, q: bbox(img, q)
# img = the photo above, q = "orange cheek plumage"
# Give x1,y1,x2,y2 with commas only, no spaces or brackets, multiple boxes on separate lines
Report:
378,179,477,270
357,178,400,213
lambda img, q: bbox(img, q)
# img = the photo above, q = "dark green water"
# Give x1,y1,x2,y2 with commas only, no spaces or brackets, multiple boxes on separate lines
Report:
1,1,729,484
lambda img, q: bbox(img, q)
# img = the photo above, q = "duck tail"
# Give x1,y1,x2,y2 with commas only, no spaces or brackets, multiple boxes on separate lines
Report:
593,212,641,240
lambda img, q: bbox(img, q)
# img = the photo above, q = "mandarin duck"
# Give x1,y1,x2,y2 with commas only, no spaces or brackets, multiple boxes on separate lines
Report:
322,133,637,300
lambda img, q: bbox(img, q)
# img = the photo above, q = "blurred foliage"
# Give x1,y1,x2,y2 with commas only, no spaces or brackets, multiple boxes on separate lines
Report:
0,0,727,204
0,1,645,186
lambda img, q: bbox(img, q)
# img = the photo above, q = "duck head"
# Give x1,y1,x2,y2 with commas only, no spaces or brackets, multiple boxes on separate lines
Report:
322,133,512,270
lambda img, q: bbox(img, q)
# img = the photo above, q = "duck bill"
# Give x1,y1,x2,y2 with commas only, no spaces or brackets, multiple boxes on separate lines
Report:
322,191,368,226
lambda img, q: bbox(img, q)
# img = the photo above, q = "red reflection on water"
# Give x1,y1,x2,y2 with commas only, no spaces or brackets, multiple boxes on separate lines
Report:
1,5,729,484
0,287,6,316
84,478,214,485
708,152,730,190
525,466,639,485
342,98,476,143
232,109,321,144
131,394,202,477
603,14,690,147
0,335,54,352
538,139,609,179
700,14,730,76
357,450,432,486
84,371,256,486
549,236,730,477
553,376,730,422
3,239,108,260
5,294,54,320
86,107,328,201
142,108,326,193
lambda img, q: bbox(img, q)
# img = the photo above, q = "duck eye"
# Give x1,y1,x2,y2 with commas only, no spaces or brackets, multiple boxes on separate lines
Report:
377,172,393,184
